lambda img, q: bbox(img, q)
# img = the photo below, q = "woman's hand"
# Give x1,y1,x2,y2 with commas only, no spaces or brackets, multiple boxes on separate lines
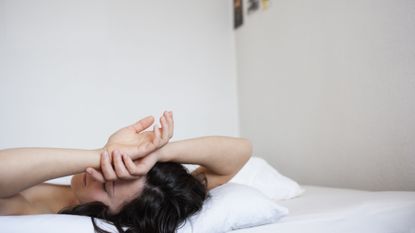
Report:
86,150,152,182
104,111,174,161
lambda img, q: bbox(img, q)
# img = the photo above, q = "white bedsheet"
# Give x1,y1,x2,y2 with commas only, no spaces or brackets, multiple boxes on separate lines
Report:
230,185,415,233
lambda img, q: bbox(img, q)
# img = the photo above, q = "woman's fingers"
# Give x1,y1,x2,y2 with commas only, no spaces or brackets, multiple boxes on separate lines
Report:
113,150,130,179
122,153,140,176
100,151,117,181
152,123,161,147
97,150,142,181
86,167,105,183
130,116,155,133
113,150,138,180
160,115,169,144
166,111,174,139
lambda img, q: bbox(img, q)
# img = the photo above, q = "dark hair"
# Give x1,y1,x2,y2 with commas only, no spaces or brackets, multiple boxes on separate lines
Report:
59,162,208,233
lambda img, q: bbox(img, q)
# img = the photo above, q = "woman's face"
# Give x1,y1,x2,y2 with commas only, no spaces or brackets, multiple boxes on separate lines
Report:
71,172,146,213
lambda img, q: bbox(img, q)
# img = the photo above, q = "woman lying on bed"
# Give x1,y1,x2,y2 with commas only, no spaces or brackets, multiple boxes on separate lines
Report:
0,111,252,233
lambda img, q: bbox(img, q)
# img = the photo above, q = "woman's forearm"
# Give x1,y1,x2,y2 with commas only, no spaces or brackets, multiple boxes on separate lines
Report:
0,148,101,198
0,113,173,198
157,136,252,177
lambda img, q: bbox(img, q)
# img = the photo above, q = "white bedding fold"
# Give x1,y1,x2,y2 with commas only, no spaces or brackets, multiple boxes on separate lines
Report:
230,186,415,233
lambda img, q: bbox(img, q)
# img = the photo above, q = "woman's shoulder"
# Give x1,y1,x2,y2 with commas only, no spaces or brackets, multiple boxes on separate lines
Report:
0,192,38,215
0,183,67,215
21,183,67,203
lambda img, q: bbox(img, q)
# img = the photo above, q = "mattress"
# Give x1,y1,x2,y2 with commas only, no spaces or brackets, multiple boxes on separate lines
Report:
230,185,415,233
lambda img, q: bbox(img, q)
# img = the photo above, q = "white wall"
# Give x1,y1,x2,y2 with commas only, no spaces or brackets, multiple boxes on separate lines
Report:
0,0,239,149
236,0,415,191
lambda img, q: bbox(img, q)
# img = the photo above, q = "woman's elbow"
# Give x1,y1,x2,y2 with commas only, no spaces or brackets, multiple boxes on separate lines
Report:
239,138,253,163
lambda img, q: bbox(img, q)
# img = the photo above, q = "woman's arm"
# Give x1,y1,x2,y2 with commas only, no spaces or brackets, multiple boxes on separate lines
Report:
155,136,252,190
0,148,102,198
0,112,174,198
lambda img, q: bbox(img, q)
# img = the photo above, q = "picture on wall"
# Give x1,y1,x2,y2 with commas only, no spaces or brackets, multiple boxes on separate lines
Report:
234,0,243,29
248,0,260,14
261,0,271,10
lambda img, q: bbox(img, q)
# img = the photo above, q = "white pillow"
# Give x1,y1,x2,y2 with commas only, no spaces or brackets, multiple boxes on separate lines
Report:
177,183,289,233
230,157,304,200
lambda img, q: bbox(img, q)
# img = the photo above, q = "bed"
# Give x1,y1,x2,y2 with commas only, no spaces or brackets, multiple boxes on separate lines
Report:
1,158,415,233
231,185,415,233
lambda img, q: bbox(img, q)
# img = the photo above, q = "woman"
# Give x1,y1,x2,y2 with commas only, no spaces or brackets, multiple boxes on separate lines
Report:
0,111,252,233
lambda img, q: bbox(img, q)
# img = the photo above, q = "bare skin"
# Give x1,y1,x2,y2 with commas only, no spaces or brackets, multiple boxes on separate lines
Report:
0,112,252,216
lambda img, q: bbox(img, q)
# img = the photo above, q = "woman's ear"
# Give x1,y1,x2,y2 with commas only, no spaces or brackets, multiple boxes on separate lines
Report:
193,172,208,188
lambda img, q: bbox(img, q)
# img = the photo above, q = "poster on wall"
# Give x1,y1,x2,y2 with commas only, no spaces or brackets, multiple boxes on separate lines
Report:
234,0,243,29
247,0,260,15
261,0,271,10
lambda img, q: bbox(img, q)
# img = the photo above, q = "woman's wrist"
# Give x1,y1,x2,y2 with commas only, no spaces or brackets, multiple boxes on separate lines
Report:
87,148,105,169
95,147,105,154
153,143,174,163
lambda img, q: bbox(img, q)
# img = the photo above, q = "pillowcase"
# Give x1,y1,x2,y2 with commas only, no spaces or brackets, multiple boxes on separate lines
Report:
230,157,304,200
177,183,289,233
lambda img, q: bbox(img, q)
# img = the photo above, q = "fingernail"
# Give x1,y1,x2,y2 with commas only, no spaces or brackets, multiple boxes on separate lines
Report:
103,150,109,158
